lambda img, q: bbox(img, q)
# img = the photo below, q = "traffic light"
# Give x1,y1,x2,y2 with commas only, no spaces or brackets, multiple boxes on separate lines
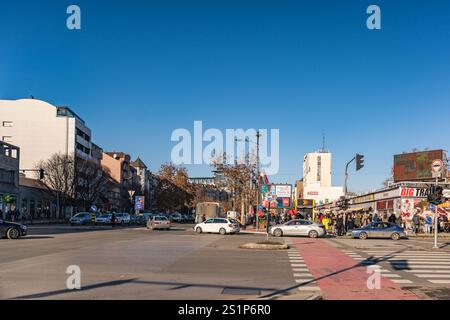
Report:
428,186,444,205
356,154,364,171
39,168,45,180
338,196,348,210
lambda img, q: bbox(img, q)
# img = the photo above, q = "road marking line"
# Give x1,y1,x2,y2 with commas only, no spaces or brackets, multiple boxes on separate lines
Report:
295,279,315,283
391,262,450,265
392,265,450,269
391,279,413,284
292,268,309,272
369,256,450,259
289,259,305,262
293,273,313,277
381,274,401,278
291,264,307,267
415,274,450,278
405,270,450,273
298,286,321,291
428,280,450,284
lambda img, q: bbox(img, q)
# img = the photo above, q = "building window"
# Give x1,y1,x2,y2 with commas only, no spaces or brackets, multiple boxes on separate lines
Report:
2,136,12,142
2,121,12,127
0,169,15,184
317,156,321,182
76,128,91,142
76,142,91,156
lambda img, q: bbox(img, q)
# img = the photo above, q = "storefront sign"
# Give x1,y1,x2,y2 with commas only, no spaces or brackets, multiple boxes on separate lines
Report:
400,187,431,198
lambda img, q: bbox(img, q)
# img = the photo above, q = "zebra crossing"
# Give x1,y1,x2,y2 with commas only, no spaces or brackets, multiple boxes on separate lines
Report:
285,240,322,294
341,249,450,286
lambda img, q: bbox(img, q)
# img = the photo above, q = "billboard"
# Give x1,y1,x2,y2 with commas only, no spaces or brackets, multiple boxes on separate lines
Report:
261,184,292,208
134,196,145,211
393,150,445,182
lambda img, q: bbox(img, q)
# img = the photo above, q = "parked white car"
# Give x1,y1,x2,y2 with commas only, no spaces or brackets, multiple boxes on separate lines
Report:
115,213,131,225
194,218,240,235
95,213,112,225
147,215,171,230
70,212,92,225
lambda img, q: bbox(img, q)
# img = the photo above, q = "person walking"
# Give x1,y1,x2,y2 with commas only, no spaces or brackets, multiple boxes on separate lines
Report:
424,214,432,234
346,214,355,231
336,214,345,236
111,213,117,228
412,213,421,235
396,214,403,227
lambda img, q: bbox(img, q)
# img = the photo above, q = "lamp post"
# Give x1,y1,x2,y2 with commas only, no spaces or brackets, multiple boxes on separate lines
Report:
235,131,262,230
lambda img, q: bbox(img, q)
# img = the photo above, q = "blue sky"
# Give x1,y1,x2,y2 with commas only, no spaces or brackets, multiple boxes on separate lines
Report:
1,0,450,193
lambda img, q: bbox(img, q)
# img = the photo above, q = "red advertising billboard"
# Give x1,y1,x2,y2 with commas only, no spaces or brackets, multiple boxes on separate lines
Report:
393,150,445,182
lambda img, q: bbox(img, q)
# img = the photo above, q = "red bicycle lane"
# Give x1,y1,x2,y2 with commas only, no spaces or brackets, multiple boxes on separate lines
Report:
290,238,420,300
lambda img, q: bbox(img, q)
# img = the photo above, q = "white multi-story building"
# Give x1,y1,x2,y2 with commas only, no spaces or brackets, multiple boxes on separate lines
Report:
303,151,332,188
302,151,343,205
0,98,93,177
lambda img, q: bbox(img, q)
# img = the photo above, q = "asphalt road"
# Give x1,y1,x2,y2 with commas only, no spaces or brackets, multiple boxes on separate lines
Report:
1,225,449,300
0,224,304,300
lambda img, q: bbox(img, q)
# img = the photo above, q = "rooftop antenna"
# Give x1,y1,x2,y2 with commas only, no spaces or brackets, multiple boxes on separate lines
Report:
320,130,326,152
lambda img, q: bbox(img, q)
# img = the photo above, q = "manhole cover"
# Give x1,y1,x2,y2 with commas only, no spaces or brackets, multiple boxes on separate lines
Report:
222,288,261,295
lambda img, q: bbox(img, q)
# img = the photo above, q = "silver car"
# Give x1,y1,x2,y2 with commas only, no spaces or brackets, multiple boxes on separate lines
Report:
269,219,326,238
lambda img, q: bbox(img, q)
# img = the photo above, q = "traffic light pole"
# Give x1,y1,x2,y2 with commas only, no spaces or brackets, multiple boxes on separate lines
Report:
434,177,439,249
344,157,355,195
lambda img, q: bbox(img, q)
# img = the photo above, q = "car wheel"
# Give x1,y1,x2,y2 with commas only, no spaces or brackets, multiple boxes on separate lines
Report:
274,228,283,237
391,232,400,241
359,232,368,240
7,228,20,240
219,228,226,235
196,227,203,234
308,230,319,238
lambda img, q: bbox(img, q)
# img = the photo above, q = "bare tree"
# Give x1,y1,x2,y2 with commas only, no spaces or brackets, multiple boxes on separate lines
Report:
212,154,257,223
74,158,114,211
36,153,75,219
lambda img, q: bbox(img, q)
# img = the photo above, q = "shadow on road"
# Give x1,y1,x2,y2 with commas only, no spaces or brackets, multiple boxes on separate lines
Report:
10,278,280,300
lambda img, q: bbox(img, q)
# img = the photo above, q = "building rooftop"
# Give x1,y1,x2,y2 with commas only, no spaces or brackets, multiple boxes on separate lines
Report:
131,157,147,169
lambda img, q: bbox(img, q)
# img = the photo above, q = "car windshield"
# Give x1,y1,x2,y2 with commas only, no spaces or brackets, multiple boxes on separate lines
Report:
155,216,168,221
229,219,237,224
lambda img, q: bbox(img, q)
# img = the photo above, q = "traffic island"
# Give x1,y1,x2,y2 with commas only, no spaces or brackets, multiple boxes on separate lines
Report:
239,240,289,250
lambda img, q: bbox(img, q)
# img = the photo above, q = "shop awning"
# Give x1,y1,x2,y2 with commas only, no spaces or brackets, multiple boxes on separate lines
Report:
345,207,364,212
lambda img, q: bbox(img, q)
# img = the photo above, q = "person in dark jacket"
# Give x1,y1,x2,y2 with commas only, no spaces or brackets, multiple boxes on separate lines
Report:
111,213,117,228
388,213,396,224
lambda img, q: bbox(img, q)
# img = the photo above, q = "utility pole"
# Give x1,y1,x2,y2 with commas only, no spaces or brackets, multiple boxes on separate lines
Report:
256,130,261,231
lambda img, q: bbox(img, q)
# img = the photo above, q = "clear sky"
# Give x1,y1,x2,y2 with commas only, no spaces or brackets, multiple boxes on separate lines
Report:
1,0,450,193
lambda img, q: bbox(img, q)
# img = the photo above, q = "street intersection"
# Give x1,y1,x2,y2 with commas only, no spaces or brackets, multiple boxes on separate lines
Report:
1,225,449,300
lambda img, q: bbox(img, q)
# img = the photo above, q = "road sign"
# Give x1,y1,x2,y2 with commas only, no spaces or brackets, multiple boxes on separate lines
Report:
90,205,97,212
431,159,443,178
431,159,443,172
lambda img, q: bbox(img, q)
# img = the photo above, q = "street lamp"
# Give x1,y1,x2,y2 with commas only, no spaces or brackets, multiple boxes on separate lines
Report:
235,131,262,230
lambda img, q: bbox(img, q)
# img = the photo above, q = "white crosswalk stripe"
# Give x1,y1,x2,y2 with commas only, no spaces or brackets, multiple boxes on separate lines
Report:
344,249,450,285
287,249,322,295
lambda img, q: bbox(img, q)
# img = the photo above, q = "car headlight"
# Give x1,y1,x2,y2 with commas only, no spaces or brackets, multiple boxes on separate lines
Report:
21,225,27,230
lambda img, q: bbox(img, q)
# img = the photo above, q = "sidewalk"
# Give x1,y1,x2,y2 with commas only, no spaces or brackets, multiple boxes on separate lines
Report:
290,238,420,300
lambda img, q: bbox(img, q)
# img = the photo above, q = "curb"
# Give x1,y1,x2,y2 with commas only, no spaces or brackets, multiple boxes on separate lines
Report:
239,243,290,250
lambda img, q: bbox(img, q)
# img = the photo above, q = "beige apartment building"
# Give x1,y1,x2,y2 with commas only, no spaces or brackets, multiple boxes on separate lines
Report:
0,98,94,177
